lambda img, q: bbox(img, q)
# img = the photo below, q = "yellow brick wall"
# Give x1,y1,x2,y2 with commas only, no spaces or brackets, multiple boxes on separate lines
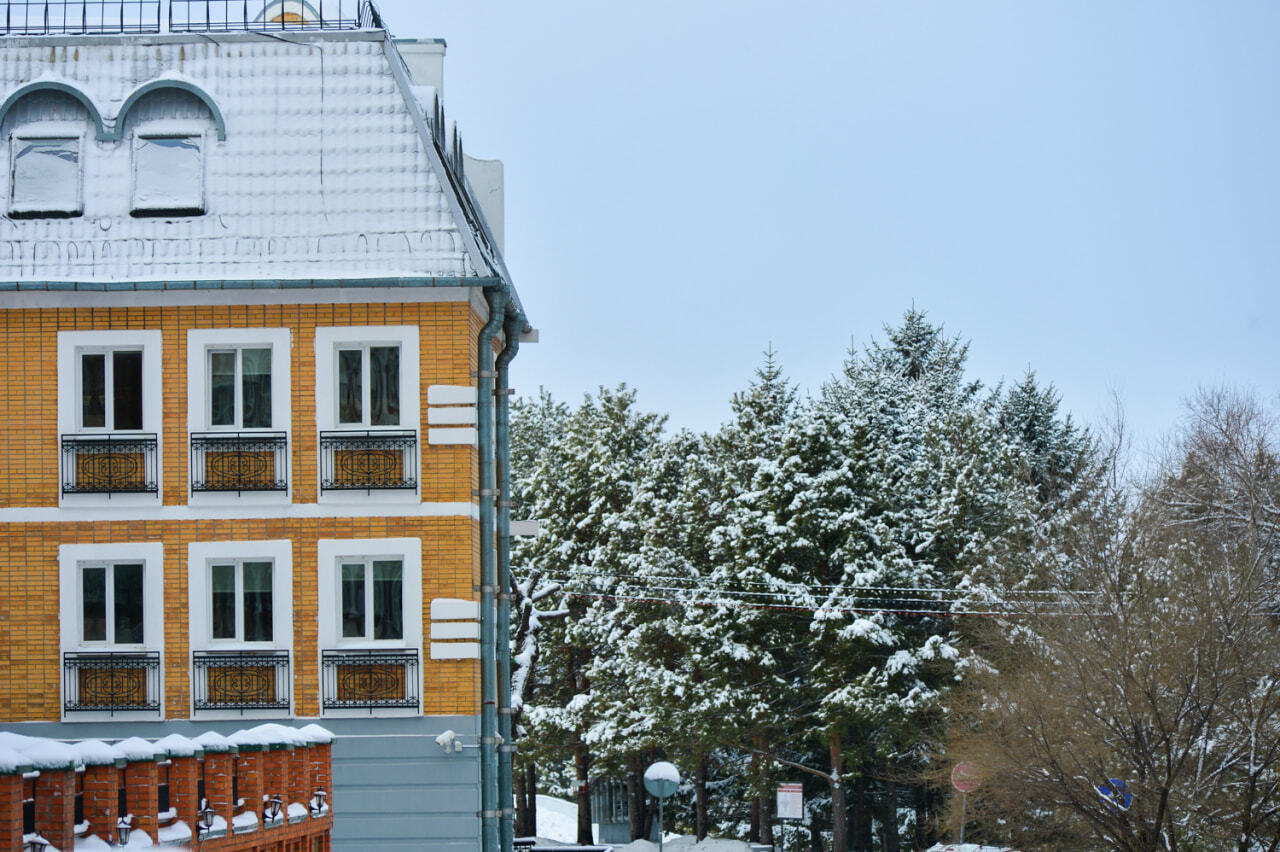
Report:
0,298,490,722
0,516,480,721
0,301,480,506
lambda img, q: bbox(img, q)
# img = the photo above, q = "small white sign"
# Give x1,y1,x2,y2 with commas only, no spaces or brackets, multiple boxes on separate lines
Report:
777,783,803,821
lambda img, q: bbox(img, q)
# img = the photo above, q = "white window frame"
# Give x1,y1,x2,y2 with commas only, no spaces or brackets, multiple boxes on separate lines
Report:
73,346,145,432
316,537,422,717
336,557,406,643
130,124,206,217
314,326,419,432
57,330,164,506
188,328,291,432
314,326,419,504
187,328,291,504
9,125,84,217
187,539,294,718
59,542,164,722
76,560,148,646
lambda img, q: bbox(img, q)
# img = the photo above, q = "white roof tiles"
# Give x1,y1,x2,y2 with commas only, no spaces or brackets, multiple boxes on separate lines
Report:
0,31,489,282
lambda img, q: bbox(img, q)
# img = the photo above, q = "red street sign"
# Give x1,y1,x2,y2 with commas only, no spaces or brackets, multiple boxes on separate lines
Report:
951,762,979,794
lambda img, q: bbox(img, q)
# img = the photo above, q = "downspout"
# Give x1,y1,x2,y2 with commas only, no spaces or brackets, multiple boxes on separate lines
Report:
494,312,522,852
477,287,509,852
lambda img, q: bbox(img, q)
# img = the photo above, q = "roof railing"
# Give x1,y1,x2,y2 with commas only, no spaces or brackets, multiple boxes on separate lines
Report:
0,0,383,35
2,0,160,34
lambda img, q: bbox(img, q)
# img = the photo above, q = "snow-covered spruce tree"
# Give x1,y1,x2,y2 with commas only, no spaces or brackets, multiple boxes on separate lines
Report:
757,311,1050,852
507,391,573,836
699,349,805,846
512,385,666,845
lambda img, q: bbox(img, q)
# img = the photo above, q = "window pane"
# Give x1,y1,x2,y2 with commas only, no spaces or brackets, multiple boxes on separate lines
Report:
81,354,106,429
369,347,400,426
240,349,272,429
12,138,79,214
372,560,403,640
133,136,202,213
209,352,235,427
241,561,273,642
211,563,235,640
112,351,143,431
340,563,365,638
337,350,362,424
113,563,144,644
82,566,106,642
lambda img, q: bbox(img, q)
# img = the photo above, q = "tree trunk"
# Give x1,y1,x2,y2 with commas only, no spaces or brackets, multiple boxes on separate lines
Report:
749,750,761,844
627,753,650,840
757,736,774,847
851,772,872,852
913,783,930,852
879,777,900,852
524,762,535,834
828,730,847,852
514,763,529,837
695,756,709,841
574,740,593,845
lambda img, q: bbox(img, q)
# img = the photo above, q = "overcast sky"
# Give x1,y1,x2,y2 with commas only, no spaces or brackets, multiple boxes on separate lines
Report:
378,0,1279,452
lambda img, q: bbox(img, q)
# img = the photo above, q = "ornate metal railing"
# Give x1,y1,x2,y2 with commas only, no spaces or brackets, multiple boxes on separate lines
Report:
61,433,159,496
63,651,161,714
192,650,290,712
168,0,381,32
190,431,288,494
319,430,417,493
1,0,160,34
320,648,418,711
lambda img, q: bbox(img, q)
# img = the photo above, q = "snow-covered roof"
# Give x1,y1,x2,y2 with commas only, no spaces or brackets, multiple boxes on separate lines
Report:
0,28,515,297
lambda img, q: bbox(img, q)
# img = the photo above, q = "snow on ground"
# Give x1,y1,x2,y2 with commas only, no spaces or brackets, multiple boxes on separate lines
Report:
612,840,753,852
535,794,595,844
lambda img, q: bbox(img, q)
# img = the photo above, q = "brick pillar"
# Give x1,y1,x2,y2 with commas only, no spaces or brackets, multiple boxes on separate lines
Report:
169,755,200,837
237,748,264,829
311,743,332,813
262,746,288,823
204,751,236,834
82,763,122,842
34,767,76,851
0,774,22,850
125,758,159,842
288,744,310,810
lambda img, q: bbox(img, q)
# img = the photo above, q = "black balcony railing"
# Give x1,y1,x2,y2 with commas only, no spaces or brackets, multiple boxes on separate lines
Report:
61,433,159,496
190,431,288,494
168,0,380,32
319,429,417,493
320,648,419,711
63,651,161,714
192,650,290,712
1,0,160,34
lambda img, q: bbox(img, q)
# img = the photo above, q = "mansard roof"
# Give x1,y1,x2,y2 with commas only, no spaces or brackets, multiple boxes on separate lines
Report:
0,28,514,304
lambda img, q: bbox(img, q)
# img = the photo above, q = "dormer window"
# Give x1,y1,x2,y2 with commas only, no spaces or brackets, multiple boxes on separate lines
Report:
132,133,204,217
10,133,82,218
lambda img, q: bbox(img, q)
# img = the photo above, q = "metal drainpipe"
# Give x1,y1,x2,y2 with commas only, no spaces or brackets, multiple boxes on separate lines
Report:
477,287,508,852
494,312,521,852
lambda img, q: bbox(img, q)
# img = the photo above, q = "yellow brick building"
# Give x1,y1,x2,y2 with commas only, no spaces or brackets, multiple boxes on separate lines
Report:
0,4,531,850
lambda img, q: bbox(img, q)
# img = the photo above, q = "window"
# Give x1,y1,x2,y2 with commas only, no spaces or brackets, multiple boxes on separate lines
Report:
209,348,272,429
210,560,273,642
132,133,204,216
337,345,400,426
10,134,82,218
79,349,143,431
340,559,403,641
80,562,145,645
